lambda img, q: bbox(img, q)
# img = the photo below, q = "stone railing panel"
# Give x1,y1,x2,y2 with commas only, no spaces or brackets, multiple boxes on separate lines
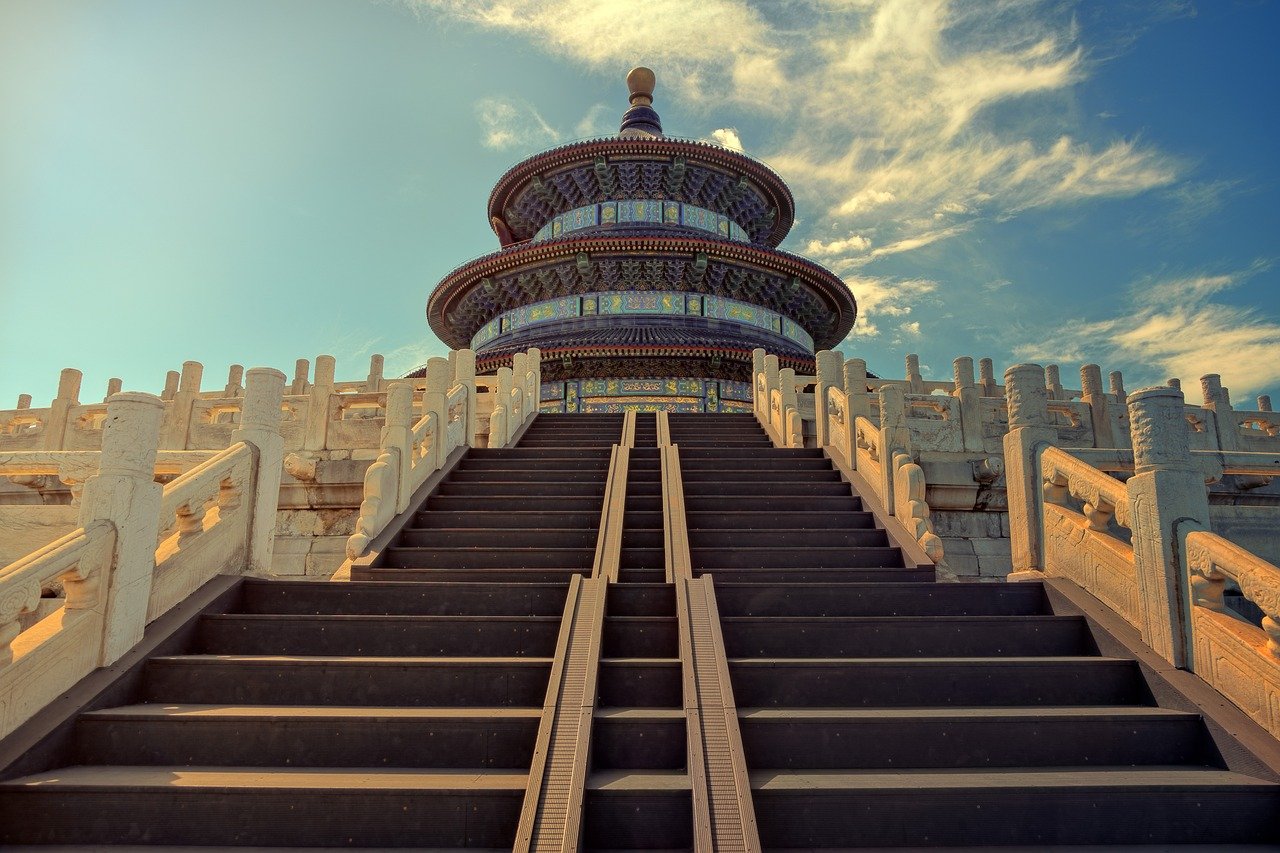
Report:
904,394,963,453
1186,528,1280,739
149,443,254,622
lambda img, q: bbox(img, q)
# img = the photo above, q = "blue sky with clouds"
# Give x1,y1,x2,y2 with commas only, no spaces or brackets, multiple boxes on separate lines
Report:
2,0,1277,407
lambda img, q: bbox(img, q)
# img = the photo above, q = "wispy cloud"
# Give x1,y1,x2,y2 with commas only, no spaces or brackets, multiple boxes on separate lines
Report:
476,97,560,150
708,127,744,151
842,275,938,338
1013,261,1280,397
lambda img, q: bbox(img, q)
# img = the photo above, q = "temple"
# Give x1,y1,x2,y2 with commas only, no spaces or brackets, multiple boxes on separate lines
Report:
3,67,1280,850
423,68,855,413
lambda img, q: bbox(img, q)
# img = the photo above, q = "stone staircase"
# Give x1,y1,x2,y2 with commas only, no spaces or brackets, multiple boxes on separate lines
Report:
2,410,1279,849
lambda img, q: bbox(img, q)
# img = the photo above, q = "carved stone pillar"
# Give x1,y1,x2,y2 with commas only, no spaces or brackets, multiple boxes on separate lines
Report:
1081,364,1114,448
954,357,983,452
232,368,286,571
814,350,843,449
1003,364,1056,581
1126,385,1209,667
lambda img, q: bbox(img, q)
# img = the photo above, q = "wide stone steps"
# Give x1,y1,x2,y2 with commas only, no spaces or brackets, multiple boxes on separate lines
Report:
712,581,1049,617
0,766,528,847
74,705,542,768
237,578,569,616
382,546,595,570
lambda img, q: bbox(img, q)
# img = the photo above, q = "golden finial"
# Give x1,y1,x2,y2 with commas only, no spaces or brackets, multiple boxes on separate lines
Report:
626,67,656,107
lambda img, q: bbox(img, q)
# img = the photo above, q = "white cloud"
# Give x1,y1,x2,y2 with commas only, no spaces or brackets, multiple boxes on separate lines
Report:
1013,262,1280,397
899,320,922,337
806,233,872,256
709,127,744,151
475,97,560,150
843,275,937,337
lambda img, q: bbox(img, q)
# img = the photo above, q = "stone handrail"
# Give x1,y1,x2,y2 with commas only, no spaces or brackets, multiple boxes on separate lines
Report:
1186,528,1280,738
1042,446,1132,530
853,415,881,478
0,520,115,735
825,385,852,467
149,442,255,622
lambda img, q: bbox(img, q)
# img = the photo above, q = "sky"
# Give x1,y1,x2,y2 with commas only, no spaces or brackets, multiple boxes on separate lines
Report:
2,0,1278,408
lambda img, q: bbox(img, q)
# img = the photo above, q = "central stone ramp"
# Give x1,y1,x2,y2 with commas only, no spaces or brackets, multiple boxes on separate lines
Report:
0,578,568,848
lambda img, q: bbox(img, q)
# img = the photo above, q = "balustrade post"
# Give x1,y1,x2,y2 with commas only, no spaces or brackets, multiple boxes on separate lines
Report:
225,365,244,398
1201,374,1240,452
424,358,451,469
291,359,310,395
843,357,871,424
905,354,924,394
381,382,414,513
161,370,179,402
1125,386,1209,667
17,394,31,409
231,368,286,572
495,367,514,447
303,355,335,452
751,348,766,417
528,347,542,415
366,354,385,392
954,357,984,452
454,349,478,446
878,385,909,512
78,392,165,665
1081,364,1115,448
512,352,530,424
814,350,843,449
1003,364,1056,581
979,358,997,398
1109,371,1127,407
42,368,82,450
1045,364,1064,401
105,378,123,401
160,361,202,450
1167,377,1181,391
1260,395,1274,413
764,355,781,442
779,367,799,447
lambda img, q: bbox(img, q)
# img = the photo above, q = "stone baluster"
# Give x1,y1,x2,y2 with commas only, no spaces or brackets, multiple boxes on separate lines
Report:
1125,386,1209,667
494,366,514,447
779,367,800,446
161,370,179,402
814,350,843,449
843,357,872,425
224,365,244,398
291,359,310,395
752,348,767,417
763,354,781,443
878,385,909,512
453,349,478,446
231,368,286,572
953,357,984,452
159,362,202,450
365,354,385,392
381,381,414,513
1045,364,1064,400
1259,395,1273,413
1080,364,1114,448
105,378,123,401
78,391,165,665
1201,373,1240,452
16,394,31,409
528,347,542,415
42,368,82,450
905,354,924,394
1003,364,1055,581
303,356,335,452
512,352,531,423
424,358,451,469
978,358,997,398
1109,371,1127,407
1167,377,1181,391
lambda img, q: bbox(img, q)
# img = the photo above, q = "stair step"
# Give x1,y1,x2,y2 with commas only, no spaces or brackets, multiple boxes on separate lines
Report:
592,710,687,770
602,616,679,658
142,655,552,706
685,510,869,529
728,657,1148,707
680,469,841,482
382,547,595,570
75,704,541,768
412,511,599,529
685,495,859,512
398,528,598,548
436,481,605,496
683,480,851,496
689,528,888,548
582,771,693,850
0,766,527,847
737,706,1208,769
598,659,683,707
692,546,903,569
448,469,608,483
712,582,1047,617
355,567,589,584
748,768,1280,847
197,614,561,656
695,567,934,583
239,579,569,617
426,495,603,512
